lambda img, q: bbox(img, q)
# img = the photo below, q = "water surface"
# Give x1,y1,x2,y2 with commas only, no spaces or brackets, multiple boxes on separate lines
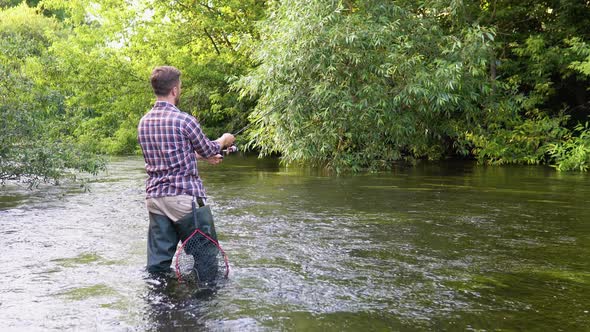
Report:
1,156,589,330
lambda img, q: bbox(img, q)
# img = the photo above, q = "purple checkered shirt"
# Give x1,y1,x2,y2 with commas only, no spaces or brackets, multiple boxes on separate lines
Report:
138,101,221,199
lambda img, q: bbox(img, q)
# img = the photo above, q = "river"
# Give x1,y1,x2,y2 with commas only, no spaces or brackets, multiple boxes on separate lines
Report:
1,155,589,331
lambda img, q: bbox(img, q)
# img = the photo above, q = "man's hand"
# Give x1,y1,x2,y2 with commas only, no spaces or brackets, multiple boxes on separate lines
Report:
196,153,224,165
205,154,223,165
216,133,235,148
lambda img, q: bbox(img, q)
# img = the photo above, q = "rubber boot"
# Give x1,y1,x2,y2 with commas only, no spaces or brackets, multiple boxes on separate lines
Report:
147,212,179,273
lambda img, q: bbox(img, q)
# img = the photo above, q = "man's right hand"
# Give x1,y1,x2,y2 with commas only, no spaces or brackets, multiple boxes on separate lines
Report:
219,133,235,148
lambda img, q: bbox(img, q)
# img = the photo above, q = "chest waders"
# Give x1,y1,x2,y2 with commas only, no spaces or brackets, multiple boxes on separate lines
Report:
147,197,219,284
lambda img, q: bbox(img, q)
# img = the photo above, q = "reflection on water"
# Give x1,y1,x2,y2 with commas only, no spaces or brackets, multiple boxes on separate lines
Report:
1,155,589,330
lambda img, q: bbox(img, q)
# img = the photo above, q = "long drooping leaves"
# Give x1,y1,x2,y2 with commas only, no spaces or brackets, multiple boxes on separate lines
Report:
1,0,590,179
237,0,499,171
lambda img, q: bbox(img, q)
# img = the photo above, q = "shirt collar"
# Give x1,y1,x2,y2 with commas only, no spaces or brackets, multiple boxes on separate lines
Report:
153,100,179,111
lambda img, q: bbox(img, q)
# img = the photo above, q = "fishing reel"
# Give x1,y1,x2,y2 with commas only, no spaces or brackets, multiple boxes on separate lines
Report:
222,145,238,155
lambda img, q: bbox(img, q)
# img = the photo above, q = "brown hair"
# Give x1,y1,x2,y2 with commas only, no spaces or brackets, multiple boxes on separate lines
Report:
150,66,181,96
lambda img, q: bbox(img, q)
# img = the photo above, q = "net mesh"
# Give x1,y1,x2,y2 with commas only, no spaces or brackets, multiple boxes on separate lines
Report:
174,229,229,284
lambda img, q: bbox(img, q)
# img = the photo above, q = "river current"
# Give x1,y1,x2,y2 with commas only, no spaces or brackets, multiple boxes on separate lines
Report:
1,155,589,330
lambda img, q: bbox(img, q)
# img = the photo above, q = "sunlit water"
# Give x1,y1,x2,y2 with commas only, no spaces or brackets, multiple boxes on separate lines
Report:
1,155,589,331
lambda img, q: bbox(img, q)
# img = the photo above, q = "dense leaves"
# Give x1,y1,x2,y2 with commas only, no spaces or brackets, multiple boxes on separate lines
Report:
238,0,495,171
1,0,589,180
0,4,105,186
239,0,590,171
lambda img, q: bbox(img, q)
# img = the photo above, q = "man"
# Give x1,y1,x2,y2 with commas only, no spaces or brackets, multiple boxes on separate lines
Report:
138,66,235,273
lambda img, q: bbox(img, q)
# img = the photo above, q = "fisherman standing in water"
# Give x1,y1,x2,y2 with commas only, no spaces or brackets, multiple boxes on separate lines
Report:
138,66,235,274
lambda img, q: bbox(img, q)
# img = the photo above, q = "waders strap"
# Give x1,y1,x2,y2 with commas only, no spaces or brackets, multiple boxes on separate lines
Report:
194,197,205,207
190,196,217,240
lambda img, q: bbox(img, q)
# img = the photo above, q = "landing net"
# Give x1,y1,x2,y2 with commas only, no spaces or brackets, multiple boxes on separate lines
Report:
174,229,229,285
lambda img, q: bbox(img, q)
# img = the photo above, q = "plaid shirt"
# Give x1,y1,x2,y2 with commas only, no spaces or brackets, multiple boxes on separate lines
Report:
138,101,221,199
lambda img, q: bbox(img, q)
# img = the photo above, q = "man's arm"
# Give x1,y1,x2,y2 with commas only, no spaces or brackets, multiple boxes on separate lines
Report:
184,117,235,158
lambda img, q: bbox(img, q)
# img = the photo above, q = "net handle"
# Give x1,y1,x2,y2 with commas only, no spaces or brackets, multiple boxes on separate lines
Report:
174,228,230,283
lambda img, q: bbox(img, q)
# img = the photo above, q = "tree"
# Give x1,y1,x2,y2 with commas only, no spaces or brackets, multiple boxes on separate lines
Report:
34,0,266,153
3,0,588,176
236,0,590,171
462,0,590,169
237,0,499,172
0,4,104,186
146,0,266,139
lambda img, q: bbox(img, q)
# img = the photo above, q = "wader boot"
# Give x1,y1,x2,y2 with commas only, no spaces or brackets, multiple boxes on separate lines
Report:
147,212,179,274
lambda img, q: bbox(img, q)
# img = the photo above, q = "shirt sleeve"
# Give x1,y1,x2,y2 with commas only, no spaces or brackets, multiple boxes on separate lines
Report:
183,116,221,158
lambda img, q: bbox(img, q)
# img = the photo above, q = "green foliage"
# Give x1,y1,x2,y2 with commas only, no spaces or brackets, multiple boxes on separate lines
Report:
568,37,590,78
466,0,590,170
465,1,590,113
0,4,105,186
0,0,41,9
547,122,590,171
235,0,590,172
237,0,498,171
30,0,263,153
467,110,569,165
2,0,590,177
146,0,265,138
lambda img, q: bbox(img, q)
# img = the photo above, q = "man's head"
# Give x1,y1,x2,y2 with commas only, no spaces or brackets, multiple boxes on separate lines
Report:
150,66,181,105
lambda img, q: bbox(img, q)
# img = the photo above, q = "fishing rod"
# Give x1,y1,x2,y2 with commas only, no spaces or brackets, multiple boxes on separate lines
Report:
233,117,258,136
222,109,274,155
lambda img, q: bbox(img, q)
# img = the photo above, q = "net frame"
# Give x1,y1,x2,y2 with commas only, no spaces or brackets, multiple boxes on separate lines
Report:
174,228,230,284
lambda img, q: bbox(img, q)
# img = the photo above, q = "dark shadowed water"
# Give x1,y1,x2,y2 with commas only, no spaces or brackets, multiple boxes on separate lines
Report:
1,155,589,331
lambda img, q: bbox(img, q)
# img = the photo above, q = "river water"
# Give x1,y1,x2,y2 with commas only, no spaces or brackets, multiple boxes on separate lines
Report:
0,155,589,331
